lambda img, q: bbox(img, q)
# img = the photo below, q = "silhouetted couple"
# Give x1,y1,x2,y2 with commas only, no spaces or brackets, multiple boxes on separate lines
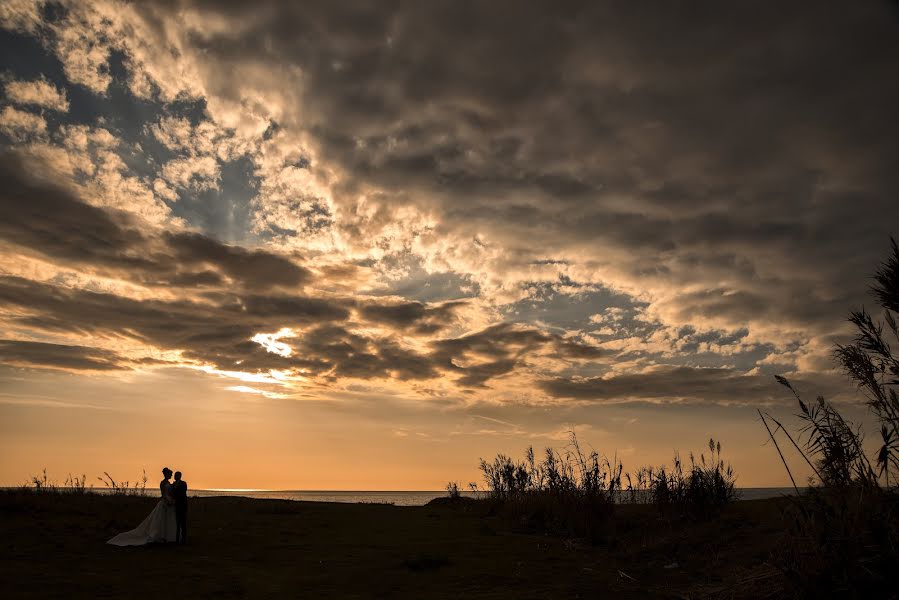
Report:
107,467,188,546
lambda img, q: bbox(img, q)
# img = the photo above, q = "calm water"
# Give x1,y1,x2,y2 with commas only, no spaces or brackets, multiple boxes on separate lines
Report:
4,487,803,505
186,487,801,506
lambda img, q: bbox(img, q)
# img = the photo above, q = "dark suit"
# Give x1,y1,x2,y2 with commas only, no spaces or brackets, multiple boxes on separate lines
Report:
173,479,188,544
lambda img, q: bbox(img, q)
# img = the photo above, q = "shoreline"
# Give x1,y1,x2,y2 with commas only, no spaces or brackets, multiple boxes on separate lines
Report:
0,485,805,506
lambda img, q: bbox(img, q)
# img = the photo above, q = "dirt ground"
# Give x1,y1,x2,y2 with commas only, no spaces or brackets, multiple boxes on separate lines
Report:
0,491,791,598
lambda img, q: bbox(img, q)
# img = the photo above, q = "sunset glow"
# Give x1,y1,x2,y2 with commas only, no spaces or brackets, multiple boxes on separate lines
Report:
1,1,897,490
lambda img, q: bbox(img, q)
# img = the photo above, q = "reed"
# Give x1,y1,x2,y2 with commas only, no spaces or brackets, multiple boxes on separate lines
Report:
636,439,737,513
468,431,737,542
759,237,899,595
445,481,461,500
24,468,149,496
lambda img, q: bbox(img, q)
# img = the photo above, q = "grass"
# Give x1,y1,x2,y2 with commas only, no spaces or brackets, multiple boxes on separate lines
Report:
22,468,150,497
633,438,737,513
96,469,149,496
0,488,793,599
454,432,738,544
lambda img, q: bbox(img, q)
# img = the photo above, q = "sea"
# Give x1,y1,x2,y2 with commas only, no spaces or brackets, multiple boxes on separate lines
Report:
4,487,803,505
184,487,801,506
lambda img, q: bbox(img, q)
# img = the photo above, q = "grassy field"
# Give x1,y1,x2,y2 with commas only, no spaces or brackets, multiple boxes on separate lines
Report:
0,490,792,599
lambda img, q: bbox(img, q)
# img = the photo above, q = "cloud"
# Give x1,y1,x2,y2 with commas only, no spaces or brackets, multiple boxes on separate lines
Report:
161,155,221,192
0,339,133,371
359,299,465,334
4,77,69,112
0,1,894,407
138,0,894,351
0,106,46,141
0,159,586,385
0,0,43,33
538,365,850,406
0,274,348,375
51,4,115,93
163,231,309,289
430,322,601,388
0,269,601,388
0,153,311,290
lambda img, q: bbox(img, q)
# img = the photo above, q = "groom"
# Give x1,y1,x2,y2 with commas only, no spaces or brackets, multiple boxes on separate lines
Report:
173,471,188,544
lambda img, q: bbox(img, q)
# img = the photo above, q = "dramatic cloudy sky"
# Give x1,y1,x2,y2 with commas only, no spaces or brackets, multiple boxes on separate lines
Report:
1,1,897,488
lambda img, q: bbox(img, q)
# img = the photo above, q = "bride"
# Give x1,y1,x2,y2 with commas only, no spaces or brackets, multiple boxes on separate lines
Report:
107,467,178,546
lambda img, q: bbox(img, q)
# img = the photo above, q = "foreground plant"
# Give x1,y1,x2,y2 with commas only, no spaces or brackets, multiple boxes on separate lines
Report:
760,237,899,595
834,236,899,485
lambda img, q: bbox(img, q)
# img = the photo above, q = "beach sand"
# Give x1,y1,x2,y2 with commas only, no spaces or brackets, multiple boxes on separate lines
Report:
1,491,790,598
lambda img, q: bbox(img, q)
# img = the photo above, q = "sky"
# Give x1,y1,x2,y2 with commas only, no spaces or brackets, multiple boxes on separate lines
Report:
0,1,897,490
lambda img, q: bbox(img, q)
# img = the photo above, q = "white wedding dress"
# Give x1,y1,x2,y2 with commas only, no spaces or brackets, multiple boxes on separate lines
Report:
107,479,178,546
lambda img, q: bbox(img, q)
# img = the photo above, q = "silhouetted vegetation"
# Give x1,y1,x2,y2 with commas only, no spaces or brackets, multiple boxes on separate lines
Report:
462,432,737,542
97,470,149,496
763,375,899,596
634,439,737,513
760,238,899,596
833,237,899,485
474,433,622,541
64,473,88,494
444,481,461,500
478,433,622,501
23,468,149,496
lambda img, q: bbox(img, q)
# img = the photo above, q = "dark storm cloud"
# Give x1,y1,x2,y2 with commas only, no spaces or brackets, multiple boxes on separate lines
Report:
554,340,603,361
0,146,599,382
0,270,600,383
0,154,149,270
0,153,309,290
295,324,440,381
358,299,465,334
0,339,132,371
163,231,308,289
431,323,553,372
539,367,782,405
0,275,347,369
430,323,601,387
244,1,897,191
153,0,899,333
2,0,896,402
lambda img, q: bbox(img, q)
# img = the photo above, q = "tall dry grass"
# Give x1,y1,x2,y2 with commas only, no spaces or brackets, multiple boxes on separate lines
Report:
759,237,899,596
23,468,149,496
635,438,737,513
474,432,621,541
467,431,737,541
